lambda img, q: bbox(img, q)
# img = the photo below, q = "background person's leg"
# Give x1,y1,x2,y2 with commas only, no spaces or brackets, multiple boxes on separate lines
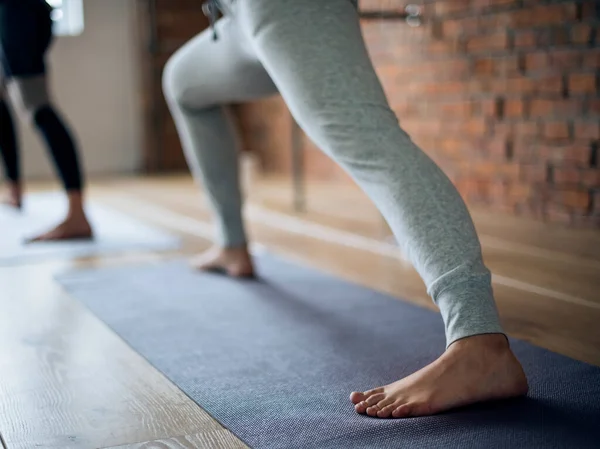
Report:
1,0,90,240
7,75,92,241
238,0,527,418
0,88,21,208
9,76,84,193
162,16,277,276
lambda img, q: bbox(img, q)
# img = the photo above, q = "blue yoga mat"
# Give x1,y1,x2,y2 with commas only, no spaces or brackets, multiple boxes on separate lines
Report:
56,255,600,449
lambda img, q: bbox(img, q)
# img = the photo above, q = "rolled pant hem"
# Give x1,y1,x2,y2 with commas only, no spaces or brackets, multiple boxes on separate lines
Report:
435,279,504,348
216,224,248,249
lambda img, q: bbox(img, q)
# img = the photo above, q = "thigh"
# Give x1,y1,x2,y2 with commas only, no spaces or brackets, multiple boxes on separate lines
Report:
164,15,278,110
0,0,52,78
239,0,397,151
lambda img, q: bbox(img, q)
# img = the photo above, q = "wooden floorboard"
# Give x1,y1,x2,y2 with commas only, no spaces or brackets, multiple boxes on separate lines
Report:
103,430,249,449
1,174,599,449
0,262,224,449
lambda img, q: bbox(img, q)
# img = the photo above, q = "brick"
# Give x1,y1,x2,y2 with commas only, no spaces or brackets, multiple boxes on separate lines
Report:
552,49,584,70
505,99,526,118
466,162,520,180
520,165,547,182
395,59,471,81
486,139,512,160
435,101,475,117
510,4,578,28
442,118,489,136
553,189,591,211
435,0,471,16
427,40,461,55
575,122,600,139
529,99,584,118
506,183,532,201
436,138,479,158
472,57,521,76
443,17,479,38
473,0,519,9
514,122,540,138
536,27,570,47
572,24,593,45
536,75,564,94
503,76,536,94
525,52,550,71
583,169,600,188
494,122,514,139
466,31,510,53
512,142,535,161
594,191,600,213
515,31,536,48
552,167,582,185
481,98,503,118
569,73,597,94
581,1,600,19
392,102,421,118
538,144,592,166
544,122,571,140
590,99,600,115
583,49,600,68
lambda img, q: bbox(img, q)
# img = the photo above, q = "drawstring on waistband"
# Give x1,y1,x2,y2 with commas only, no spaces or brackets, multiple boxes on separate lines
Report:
202,0,222,41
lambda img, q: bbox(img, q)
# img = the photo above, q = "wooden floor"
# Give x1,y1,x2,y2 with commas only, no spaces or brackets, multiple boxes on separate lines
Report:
1,174,599,449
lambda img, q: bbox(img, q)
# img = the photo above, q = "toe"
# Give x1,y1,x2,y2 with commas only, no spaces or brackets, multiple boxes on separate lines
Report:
377,403,398,418
354,401,370,414
350,387,383,405
349,392,362,404
365,393,386,407
366,405,381,417
392,403,412,419
376,396,395,409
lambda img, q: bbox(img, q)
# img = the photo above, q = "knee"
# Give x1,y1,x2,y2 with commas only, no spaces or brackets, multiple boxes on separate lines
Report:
7,76,50,122
162,51,190,107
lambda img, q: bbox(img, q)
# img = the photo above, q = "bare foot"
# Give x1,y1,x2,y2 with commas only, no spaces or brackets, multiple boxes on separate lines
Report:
350,334,528,418
27,212,93,242
190,246,255,278
2,182,22,209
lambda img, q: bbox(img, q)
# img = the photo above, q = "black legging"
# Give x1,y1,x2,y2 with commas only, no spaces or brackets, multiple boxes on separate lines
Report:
0,0,83,191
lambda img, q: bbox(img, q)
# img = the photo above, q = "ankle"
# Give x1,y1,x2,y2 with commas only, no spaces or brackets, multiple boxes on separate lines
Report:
7,181,21,193
449,333,509,355
221,245,250,256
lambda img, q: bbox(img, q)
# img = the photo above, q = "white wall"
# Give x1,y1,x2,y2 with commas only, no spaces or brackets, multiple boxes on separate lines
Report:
17,0,142,181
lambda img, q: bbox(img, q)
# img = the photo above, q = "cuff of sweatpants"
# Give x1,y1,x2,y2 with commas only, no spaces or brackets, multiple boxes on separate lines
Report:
215,213,248,248
435,278,505,348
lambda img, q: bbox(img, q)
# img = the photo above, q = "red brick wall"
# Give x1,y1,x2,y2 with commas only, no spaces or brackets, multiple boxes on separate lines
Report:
237,0,600,226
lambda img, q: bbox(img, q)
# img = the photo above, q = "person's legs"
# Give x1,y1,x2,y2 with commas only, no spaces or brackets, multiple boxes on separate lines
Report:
7,75,92,241
0,84,21,208
162,15,277,276
236,0,527,417
1,0,90,239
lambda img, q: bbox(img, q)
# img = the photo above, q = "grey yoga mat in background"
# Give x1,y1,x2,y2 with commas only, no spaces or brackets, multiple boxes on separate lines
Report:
56,255,600,449
0,192,179,264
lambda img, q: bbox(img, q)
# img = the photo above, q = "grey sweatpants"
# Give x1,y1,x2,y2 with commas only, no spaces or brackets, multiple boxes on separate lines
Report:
162,0,504,346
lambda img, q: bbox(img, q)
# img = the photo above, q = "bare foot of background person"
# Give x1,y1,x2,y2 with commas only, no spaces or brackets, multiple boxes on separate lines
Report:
350,333,528,418
2,181,22,209
191,245,255,278
26,191,93,242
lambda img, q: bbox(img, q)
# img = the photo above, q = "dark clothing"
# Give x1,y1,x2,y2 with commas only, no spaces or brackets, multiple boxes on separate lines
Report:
0,0,84,192
34,105,83,191
0,0,53,77
0,99,18,182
